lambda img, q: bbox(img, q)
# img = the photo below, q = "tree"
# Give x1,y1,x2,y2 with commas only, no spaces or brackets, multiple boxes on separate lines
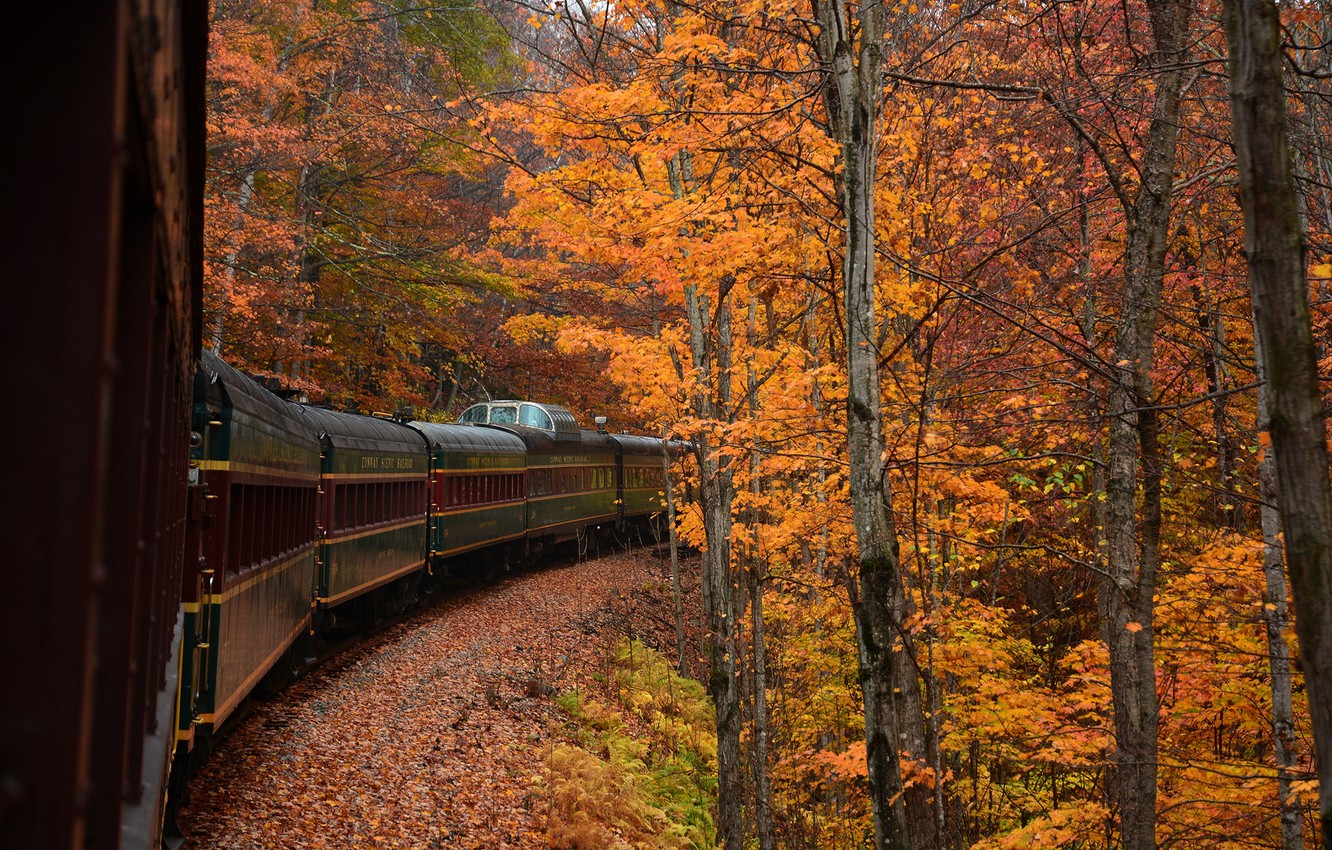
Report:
811,1,923,846
1223,0,1332,839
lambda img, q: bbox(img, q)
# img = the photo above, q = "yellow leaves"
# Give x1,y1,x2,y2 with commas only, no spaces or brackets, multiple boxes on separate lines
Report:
1289,778,1320,804
1311,262,1332,279
501,312,566,347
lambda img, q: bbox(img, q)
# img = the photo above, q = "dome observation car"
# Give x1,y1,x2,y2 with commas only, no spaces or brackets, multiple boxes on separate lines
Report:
458,400,581,436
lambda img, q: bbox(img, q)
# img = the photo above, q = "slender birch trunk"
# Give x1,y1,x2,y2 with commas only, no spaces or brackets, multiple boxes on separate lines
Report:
683,273,743,850
662,425,687,676
1254,332,1305,850
812,2,919,847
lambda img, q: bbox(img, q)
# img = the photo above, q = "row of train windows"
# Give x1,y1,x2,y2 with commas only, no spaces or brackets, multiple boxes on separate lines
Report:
624,466,667,489
437,472,523,508
529,465,615,498
332,479,427,531
226,484,316,576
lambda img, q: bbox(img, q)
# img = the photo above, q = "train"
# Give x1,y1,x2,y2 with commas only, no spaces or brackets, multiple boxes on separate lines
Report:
174,351,678,807
2,3,681,847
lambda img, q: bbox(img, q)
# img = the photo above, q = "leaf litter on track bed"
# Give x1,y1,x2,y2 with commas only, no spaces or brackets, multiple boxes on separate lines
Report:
180,550,699,850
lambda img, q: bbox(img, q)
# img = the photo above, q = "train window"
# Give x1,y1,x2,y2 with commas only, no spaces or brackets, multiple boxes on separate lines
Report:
227,484,244,575
248,486,259,564
255,485,268,565
249,487,260,565
491,405,517,424
519,404,553,429
285,488,295,552
459,404,488,423
277,488,288,554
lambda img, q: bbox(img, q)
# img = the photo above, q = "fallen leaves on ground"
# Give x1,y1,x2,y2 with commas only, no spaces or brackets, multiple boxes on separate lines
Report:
181,550,700,849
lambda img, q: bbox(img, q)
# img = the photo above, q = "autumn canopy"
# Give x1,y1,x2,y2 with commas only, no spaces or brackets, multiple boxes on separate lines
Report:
204,0,1332,847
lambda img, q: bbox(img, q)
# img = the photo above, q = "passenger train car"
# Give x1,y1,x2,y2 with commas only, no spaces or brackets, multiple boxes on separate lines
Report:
3,2,208,848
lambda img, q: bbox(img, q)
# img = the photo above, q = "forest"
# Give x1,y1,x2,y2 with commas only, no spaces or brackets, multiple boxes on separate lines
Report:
204,0,1331,847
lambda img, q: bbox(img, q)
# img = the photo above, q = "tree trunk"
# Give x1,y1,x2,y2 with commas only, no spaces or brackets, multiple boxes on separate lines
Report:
1224,0,1332,838
683,275,744,850
1254,331,1306,850
749,555,777,850
662,425,687,676
1100,3,1191,848
812,2,920,847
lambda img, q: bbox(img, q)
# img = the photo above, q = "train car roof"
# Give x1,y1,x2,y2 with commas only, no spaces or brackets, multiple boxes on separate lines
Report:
409,420,527,454
608,433,672,458
293,404,425,454
483,424,616,455
198,350,316,442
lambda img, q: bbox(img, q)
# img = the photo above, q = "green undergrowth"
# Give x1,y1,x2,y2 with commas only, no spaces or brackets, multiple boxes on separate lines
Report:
539,639,717,850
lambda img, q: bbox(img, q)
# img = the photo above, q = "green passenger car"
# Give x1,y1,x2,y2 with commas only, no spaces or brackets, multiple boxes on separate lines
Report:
294,406,430,615
520,427,619,540
182,353,321,746
609,433,673,520
410,422,528,564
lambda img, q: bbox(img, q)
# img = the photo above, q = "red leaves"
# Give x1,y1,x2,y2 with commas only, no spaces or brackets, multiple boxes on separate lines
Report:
181,553,690,848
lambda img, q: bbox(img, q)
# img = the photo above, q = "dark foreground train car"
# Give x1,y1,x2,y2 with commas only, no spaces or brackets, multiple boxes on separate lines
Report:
295,406,429,622
181,354,321,746
1,2,208,847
